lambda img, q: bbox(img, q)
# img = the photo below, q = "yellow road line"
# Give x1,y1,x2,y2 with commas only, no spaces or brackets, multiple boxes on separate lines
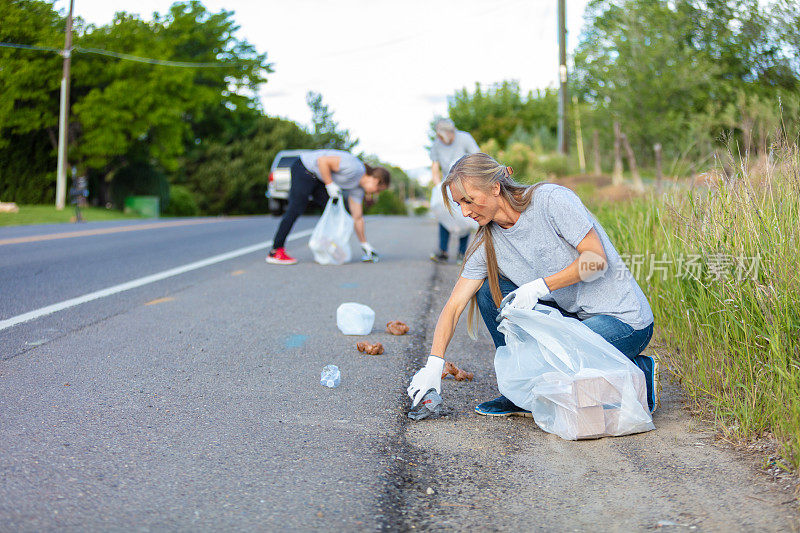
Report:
231,270,246,276
0,218,225,246
144,297,175,306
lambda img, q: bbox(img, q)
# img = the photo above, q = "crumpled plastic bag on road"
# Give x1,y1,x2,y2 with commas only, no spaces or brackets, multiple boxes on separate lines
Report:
430,187,477,237
495,305,654,440
336,302,375,335
309,197,353,265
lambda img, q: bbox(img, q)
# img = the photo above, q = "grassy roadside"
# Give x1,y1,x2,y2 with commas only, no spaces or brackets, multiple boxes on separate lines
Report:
585,144,800,471
0,205,145,227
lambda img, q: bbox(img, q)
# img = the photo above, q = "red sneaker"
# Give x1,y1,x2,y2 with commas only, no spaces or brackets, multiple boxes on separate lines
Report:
266,247,298,265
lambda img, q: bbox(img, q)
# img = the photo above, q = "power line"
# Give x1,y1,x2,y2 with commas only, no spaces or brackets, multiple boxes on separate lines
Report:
76,46,230,68
0,41,233,68
0,41,62,53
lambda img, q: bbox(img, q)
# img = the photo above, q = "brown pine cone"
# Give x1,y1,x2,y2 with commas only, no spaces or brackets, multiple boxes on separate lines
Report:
386,320,410,335
441,361,474,381
356,342,384,355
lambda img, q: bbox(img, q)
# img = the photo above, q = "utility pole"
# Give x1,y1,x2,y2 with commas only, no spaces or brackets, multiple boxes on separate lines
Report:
55,0,74,210
557,0,568,155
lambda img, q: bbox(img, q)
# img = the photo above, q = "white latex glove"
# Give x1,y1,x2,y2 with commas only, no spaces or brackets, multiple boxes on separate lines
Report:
500,278,550,310
407,355,445,407
325,182,341,198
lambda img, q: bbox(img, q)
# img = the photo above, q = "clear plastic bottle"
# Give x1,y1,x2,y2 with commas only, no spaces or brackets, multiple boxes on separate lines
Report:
320,365,341,388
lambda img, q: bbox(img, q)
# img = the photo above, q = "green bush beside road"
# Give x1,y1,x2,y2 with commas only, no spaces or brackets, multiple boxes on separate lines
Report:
163,185,200,217
365,190,407,216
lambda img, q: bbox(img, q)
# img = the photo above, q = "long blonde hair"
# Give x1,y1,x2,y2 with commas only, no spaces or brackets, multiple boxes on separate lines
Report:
442,152,546,338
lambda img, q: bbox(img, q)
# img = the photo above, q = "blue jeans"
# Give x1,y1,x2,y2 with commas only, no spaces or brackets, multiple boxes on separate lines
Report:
438,223,469,256
476,277,653,371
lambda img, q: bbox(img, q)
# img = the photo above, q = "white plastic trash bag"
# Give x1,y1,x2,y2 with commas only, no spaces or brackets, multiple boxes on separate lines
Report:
336,302,375,335
309,197,353,265
430,187,477,237
495,305,654,440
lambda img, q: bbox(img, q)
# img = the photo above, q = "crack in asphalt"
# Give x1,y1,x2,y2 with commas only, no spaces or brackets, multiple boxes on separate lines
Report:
377,261,440,531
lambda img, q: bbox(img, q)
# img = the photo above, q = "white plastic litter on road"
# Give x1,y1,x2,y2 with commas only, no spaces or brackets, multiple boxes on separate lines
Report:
0,229,313,332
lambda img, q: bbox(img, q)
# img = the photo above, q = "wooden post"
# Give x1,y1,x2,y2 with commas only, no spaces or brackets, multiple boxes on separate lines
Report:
592,129,601,176
612,122,623,186
620,131,644,192
557,0,568,154
654,143,663,192
572,96,586,174
55,0,75,210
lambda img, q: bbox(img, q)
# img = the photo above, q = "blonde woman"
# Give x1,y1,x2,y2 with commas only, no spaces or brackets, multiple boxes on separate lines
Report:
407,153,657,415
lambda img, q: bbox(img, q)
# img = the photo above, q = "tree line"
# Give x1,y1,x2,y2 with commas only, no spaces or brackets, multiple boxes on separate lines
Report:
3,0,798,213
443,0,800,181
0,0,418,215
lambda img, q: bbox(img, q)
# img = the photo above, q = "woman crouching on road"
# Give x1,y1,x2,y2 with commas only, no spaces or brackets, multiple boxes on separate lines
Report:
407,153,657,415
267,149,391,265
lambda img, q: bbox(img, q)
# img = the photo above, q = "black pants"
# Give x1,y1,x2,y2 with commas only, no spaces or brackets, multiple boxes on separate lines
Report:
272,159,330,249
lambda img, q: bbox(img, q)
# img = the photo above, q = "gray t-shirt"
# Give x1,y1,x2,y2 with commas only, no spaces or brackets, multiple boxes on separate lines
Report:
430,130,480,173
461,184,654,329
300,149,366,202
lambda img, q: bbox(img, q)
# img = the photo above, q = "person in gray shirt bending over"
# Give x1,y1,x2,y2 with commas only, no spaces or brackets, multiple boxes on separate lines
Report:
407,153,658,415
429,118,480,263
267,149,390,265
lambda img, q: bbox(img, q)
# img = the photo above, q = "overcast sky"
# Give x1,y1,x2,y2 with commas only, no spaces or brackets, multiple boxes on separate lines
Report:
54,0,592,173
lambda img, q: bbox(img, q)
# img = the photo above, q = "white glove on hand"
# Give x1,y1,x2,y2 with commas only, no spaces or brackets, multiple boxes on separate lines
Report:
501,278,550,310
325,182,341,198
407,355,445,407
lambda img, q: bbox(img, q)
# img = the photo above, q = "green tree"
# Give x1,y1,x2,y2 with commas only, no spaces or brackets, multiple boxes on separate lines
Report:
180,115,317,215
446,81,558,148
0,0,65,202
573,0,800,165
0,0,272,208
573,0,719,163
306,91,357,150
71,1,270,201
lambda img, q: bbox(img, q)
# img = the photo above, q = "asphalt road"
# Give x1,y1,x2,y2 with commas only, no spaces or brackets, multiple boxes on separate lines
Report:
0,215,797,531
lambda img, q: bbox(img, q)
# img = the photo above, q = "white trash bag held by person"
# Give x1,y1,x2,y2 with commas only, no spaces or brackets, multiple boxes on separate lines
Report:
336,303,375,335
429,187,477,237
309,197,353,265
495,305,654,440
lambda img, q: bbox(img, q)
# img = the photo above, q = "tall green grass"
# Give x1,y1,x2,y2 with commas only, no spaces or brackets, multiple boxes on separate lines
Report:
592,144,800,469
0,205,144,226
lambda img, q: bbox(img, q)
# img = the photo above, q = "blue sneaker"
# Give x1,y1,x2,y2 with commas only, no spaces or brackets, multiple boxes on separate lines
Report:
475,395,532,417
635,354,658,413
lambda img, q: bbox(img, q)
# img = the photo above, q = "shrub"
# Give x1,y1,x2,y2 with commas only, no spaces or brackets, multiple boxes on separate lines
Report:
164,185,199,217
365,190,406,215
534,153,570,177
